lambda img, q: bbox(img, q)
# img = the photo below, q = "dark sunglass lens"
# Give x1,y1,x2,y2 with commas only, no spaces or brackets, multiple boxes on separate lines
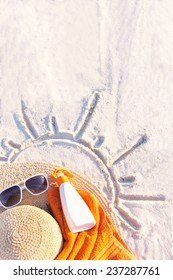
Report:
25,175,48,194
0,185,21,208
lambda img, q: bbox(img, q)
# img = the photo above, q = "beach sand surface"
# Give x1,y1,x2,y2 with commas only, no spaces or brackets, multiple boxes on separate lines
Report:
0,0,172,259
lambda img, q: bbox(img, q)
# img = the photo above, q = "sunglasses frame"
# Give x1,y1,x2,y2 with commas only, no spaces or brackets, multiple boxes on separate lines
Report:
0,174,49,209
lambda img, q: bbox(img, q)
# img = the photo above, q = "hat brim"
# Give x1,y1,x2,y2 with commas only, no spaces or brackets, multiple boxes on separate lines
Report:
0,162,118,228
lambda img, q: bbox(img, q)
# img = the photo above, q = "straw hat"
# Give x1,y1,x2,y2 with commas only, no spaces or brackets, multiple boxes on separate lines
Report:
0,162,118,224
0,162,118,259
0,205,63,260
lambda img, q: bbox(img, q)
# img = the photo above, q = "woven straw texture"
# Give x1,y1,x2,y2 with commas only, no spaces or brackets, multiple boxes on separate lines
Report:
0,162,118,228
0,205,63,260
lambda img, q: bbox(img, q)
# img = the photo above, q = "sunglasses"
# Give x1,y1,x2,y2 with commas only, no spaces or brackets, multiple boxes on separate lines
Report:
0,174,49,209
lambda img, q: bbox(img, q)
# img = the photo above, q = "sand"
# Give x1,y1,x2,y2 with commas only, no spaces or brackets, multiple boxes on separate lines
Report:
0,0,172,259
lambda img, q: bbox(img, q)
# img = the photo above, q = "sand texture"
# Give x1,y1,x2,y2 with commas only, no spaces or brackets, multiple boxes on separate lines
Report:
0,0,172,259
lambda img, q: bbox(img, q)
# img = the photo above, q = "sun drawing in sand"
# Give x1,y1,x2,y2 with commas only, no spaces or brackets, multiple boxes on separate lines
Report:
0,91,165,234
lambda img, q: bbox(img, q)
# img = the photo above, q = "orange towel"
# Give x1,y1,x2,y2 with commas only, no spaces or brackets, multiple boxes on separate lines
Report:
48,182,136,260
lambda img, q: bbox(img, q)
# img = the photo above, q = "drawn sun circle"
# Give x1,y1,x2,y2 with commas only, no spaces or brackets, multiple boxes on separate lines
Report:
0,92,163,234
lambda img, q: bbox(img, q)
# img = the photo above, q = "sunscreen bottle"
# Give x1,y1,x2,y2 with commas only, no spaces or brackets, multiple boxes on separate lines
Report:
52,168,96,233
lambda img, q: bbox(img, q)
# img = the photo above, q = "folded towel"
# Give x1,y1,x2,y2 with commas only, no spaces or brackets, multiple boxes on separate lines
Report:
48,173,136,260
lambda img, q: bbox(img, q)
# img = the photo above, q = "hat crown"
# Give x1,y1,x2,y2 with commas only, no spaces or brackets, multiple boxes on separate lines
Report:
0,205,63,260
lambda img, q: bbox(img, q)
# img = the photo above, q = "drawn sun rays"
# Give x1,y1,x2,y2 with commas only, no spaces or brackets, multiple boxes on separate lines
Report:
0,90,165,233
